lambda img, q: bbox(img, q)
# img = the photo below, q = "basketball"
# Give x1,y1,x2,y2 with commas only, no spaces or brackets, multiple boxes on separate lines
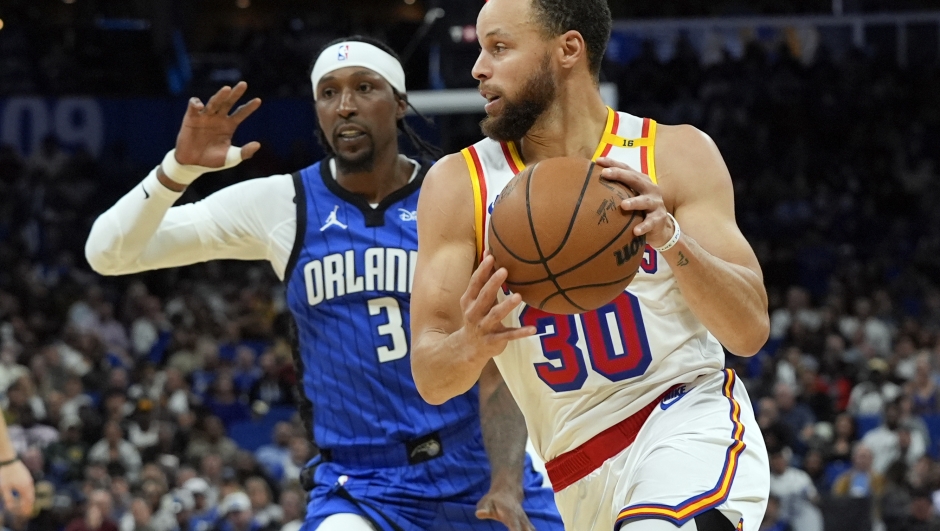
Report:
487,157,646,315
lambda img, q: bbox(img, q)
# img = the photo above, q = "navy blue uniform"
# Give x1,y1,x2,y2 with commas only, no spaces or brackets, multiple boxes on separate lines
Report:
284,159,562,531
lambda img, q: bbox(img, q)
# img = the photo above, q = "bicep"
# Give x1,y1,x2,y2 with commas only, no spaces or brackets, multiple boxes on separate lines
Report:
411,156,478,337
663,126,762,278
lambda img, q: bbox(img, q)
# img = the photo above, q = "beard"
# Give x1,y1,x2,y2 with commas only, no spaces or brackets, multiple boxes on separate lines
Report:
333,137,375,174
480,55,556,143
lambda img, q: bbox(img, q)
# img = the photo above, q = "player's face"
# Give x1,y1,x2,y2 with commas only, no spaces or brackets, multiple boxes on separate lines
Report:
316,67,405,173
473,0,557,142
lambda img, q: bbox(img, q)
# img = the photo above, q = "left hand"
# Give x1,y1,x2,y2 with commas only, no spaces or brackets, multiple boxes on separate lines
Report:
0,459,35,517
597,157,675,249
476,486,535,531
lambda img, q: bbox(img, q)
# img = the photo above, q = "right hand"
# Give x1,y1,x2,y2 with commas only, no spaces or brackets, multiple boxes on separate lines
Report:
174,81,262,167
458,253,536,361
0,460,35,518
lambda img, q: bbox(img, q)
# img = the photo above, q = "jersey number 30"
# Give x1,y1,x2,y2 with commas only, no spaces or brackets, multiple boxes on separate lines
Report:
520,293,652,392
368,297,408,363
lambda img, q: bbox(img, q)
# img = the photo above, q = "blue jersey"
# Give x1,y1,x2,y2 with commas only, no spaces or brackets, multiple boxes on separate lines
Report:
285,159,478,449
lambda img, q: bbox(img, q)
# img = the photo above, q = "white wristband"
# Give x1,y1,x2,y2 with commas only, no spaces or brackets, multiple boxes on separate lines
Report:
654,213,681,253
160,147,244,186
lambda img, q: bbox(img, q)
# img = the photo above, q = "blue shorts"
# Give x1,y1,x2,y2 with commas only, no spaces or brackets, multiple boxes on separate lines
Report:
301,424,562,531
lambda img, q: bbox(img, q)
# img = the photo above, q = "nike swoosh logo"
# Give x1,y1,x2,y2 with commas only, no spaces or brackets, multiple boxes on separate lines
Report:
142,185,150,199
660,386,688,410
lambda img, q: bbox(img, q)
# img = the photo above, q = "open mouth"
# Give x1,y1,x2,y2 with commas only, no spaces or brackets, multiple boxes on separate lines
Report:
335,125,369,142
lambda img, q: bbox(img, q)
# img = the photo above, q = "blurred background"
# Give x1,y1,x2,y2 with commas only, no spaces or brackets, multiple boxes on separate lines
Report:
1,0,940,530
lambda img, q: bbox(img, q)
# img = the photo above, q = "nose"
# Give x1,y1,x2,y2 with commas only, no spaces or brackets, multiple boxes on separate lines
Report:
472,50,490,82
337,88,357,118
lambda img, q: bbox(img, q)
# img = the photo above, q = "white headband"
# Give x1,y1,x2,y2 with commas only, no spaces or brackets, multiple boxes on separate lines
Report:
310,41,407,100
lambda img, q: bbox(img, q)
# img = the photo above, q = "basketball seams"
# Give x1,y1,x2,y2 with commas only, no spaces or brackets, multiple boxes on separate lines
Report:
541,162,598,262
523,163,589,313
535,271,638,310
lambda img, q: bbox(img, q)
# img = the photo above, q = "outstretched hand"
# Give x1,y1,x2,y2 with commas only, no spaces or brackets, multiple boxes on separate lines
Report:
459,253,536,362
175,81,262,168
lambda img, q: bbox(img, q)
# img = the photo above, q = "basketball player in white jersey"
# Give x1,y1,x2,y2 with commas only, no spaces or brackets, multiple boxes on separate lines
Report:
410,0,770,530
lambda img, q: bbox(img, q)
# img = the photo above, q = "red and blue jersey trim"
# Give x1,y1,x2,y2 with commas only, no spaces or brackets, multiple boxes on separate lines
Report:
614,369,746,529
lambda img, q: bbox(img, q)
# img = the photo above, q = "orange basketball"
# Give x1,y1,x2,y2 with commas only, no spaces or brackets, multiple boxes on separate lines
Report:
487,157,646,314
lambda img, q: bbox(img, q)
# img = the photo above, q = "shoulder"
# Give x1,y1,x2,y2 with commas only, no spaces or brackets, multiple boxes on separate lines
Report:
654,124,731,205
422,153,474,203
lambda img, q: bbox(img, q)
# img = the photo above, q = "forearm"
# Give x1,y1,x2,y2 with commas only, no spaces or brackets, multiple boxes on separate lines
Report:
479,369,527,493
85,167,185,275
412,328,491,405
663,235,769,356
0,414,15,461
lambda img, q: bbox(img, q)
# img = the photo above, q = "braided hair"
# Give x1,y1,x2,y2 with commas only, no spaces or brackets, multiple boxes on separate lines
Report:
310,36,441,163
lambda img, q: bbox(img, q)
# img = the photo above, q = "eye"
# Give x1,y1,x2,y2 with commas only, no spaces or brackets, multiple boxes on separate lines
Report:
359,83,373,92
493,44,507,54
321,88,336,99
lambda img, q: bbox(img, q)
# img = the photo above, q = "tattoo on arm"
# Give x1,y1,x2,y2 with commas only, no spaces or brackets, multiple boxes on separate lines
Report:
480,381,527,484
677,252,690,267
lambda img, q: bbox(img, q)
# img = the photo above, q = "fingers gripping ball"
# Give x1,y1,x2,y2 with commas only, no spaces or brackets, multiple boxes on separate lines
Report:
487,157,646,315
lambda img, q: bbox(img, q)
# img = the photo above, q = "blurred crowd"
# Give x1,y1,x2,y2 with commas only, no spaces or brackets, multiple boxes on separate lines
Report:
2,16,940,531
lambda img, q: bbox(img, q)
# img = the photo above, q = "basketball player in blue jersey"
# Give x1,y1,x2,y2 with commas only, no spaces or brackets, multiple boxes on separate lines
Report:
85,36,562,531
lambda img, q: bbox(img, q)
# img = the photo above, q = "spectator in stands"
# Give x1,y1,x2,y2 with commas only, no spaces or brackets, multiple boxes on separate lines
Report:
232,347,262,397
277,488,303,531
204,374,251,428
183,477,218,531
770,287,821,341
45,415,87,485
124,497,155,531
215,490,270,531
248,354,294,407
254,423,291,482
840,297,893,357
899,394,932,449
758,396,794,451
894,336,921,382
833,443,885,500
245,476,282,528
186,416,239,466
66,489,119,531
882,461,913,531
899,488,940,531
127,400,160,456
907,354,940,416
87,421,142,483
768,444,823,531
279,435,310,489
774,381,815,454
863,400,926,474
849,358,903,416
759,495,790,531
802,449,828,494
161,367,191,416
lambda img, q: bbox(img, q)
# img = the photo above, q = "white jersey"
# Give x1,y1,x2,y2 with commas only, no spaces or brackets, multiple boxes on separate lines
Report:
460,108,725,461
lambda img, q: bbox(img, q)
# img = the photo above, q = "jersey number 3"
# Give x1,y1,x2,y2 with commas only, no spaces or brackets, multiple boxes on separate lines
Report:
368,297,408,363
521,293,652,392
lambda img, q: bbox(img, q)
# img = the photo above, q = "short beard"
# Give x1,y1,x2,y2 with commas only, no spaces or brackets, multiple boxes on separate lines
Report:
333,143,375,174
480,55,556,143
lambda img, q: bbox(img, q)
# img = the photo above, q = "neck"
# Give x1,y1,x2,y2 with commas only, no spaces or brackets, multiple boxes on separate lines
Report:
335,143,412,204
518,80,608,165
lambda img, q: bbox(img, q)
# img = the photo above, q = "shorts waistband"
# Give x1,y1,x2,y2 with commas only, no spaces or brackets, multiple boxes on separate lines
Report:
319,419,477,469
546,386,678,492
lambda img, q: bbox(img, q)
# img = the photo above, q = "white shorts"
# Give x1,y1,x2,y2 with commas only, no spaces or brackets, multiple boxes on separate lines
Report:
553,369,769,531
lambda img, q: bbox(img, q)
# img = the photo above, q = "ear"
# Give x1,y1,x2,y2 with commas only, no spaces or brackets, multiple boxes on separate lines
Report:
557,30,587,71
395,93,409,121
